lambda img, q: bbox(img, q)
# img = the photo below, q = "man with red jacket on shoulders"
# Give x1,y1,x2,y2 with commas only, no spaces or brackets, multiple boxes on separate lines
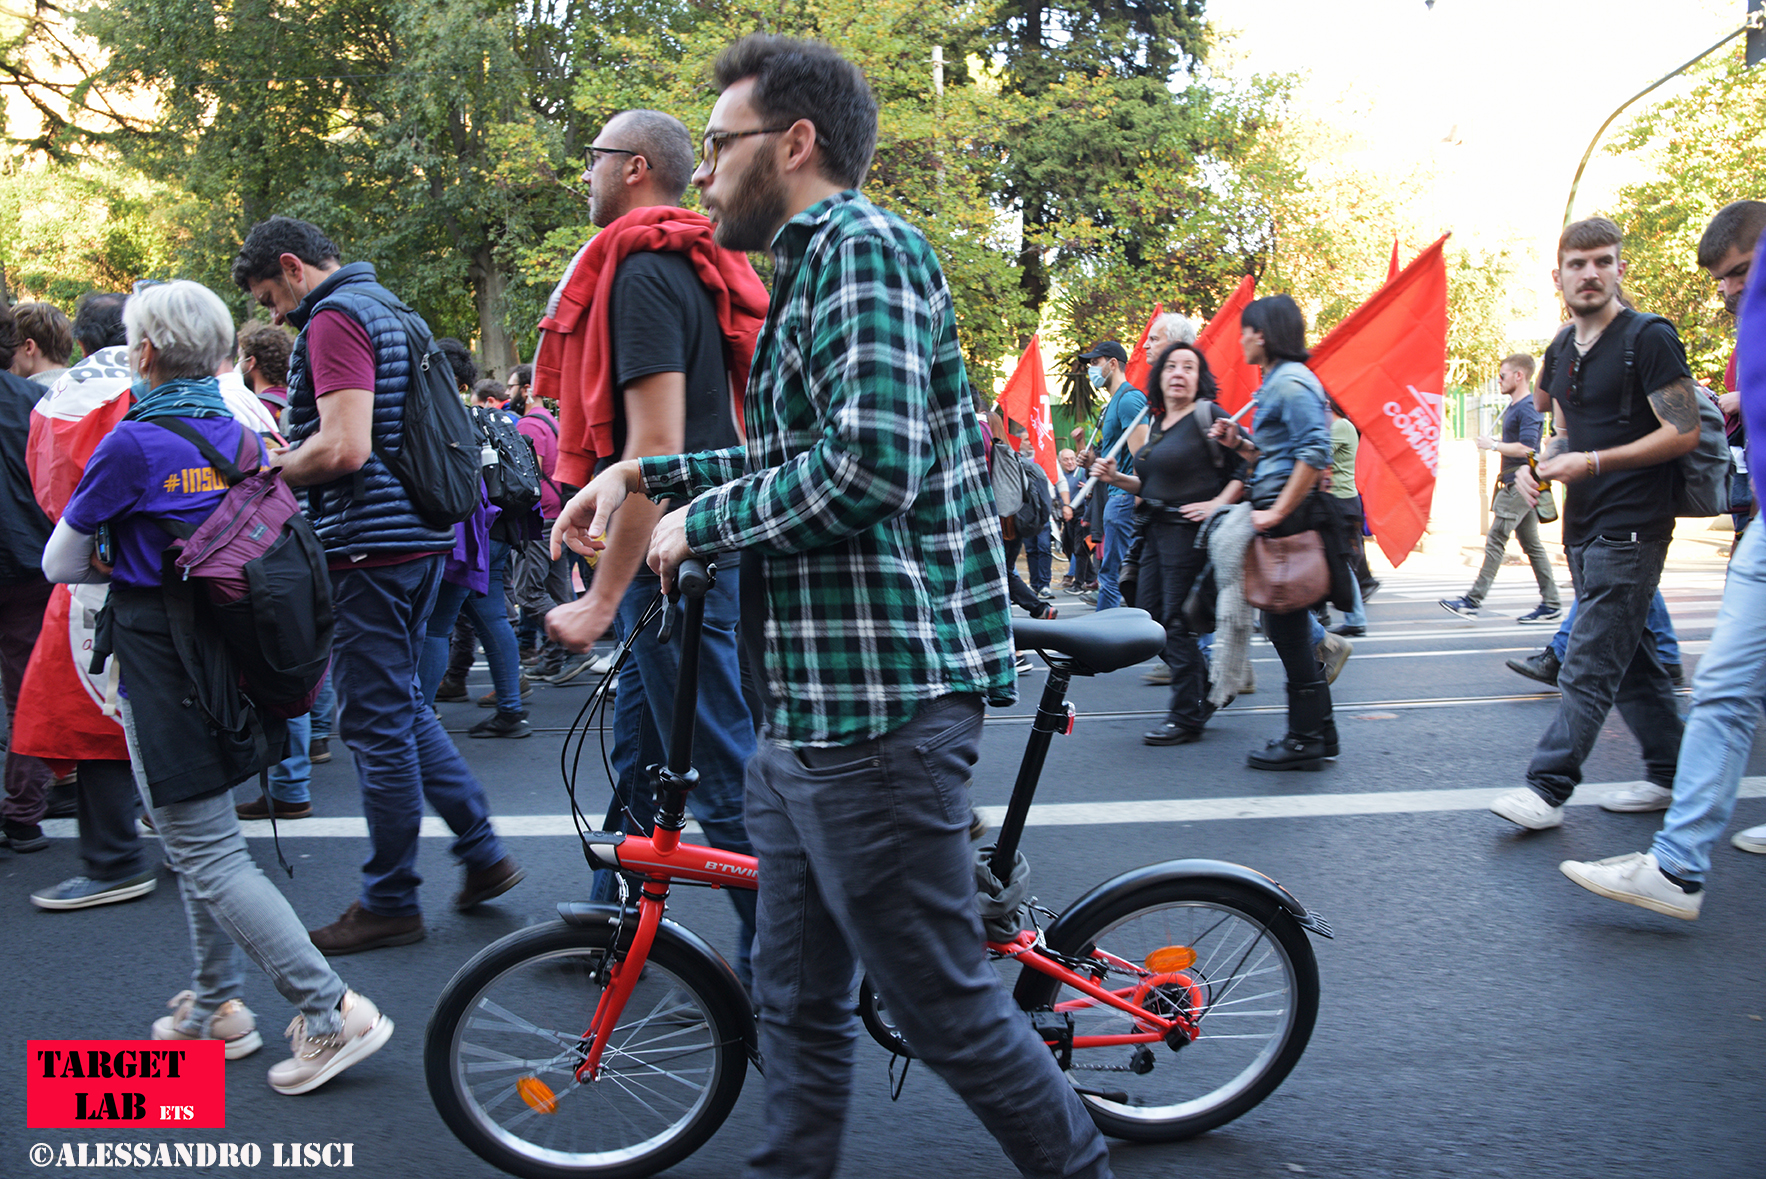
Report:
534,110,768,988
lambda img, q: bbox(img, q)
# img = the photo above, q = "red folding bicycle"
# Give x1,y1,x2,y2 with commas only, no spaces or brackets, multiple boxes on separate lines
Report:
425,560,1332,1179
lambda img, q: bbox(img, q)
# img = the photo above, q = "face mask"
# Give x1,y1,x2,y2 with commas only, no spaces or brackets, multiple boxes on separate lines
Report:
130,371,151,398
1087,366,1105,389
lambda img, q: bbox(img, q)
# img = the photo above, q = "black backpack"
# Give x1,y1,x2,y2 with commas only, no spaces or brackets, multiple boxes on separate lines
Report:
473,406,543,513
1013,451,1054,536
352,288,482,528
147,420,334,721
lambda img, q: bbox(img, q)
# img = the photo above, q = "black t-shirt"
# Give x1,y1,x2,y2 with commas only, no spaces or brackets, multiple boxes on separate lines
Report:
607,251,738,460
1134,406,1244,507
1539,310,1692,545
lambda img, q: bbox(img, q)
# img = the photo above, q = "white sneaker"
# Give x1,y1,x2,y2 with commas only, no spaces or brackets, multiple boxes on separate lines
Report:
1560,851,1702,920
1490,787,1563,830
1598,782,1673,813
267,990,393,1095
1732,823,1766,854
152,991,262,1060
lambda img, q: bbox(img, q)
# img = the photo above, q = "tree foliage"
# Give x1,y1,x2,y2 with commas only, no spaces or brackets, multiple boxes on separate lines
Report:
1601,45,1764,387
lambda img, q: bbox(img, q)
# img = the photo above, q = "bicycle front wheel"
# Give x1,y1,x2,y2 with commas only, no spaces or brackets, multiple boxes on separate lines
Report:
425,920,749,1179
1017,878,1320,1142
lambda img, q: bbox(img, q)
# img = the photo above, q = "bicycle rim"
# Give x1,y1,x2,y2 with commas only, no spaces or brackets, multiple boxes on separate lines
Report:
1040,886,1317,1140
431,926,742,1179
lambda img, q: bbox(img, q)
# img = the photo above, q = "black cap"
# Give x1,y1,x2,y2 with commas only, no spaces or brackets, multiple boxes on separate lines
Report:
1078,341,1128,365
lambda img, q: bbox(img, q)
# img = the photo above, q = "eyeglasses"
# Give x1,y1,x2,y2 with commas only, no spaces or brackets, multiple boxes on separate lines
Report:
581,146,645,178
698,127,795,174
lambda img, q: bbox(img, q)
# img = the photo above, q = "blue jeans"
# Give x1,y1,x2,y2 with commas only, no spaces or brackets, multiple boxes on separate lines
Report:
1729,471,1753,539
1022,525,1052,591
310,673,335,740
1095,493,1135,611
743,695,1111,1179
1549,590,1679,665
419,540,523,713
119,699,346,1038
1525,537,1682,806
332,555,507,917
1340,575,1367,628
589,569,757,986
266,711,312,805
1652,523,1766,882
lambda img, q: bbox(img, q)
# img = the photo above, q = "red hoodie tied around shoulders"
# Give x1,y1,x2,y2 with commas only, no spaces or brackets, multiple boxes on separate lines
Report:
532,206,770,487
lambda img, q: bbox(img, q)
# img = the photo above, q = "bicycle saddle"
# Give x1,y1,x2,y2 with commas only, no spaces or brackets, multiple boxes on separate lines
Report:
1012,607,1166,675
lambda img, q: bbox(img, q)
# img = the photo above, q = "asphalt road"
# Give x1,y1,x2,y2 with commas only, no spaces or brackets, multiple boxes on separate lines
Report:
3,553,1763,1179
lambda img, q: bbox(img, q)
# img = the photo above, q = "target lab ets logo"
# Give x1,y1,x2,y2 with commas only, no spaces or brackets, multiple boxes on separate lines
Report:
27,1041,226,1129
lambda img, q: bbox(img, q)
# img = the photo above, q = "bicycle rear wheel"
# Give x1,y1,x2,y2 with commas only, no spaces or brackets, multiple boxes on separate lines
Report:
1016,878,1319,1142
425,920,748,1179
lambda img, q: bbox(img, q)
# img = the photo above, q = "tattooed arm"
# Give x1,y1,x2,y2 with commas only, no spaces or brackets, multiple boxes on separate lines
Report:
1535,376,1702,484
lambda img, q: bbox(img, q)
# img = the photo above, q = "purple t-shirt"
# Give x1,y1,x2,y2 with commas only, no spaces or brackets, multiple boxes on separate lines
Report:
63,417,267,588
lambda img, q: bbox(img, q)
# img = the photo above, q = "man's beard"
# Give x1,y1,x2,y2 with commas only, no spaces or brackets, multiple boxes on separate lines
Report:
1568,282,1616,315
590,187,627,230
1725,289,1743,316
711,150,789,253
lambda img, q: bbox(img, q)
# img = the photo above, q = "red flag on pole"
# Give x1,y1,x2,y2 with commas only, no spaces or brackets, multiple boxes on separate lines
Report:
1000,335,1058,480
1195,276,1259,420
1122,303,1163,393
1309,234,1450,567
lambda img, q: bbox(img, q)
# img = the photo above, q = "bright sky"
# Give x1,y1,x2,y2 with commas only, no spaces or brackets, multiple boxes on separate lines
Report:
1207,0,1743,335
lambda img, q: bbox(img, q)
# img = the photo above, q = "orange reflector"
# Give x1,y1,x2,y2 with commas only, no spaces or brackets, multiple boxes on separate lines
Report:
1145,945,1196,971
517,1076,559,1114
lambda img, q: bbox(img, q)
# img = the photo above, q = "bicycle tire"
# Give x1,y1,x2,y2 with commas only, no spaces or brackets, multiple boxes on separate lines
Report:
1015,878,1320,1142
425,920,749,1179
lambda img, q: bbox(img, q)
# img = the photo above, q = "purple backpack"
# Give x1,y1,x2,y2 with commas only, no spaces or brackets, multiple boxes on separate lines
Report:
151,420,334,718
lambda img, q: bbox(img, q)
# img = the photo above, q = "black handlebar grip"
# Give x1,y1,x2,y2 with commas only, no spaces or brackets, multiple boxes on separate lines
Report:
676,558,712,600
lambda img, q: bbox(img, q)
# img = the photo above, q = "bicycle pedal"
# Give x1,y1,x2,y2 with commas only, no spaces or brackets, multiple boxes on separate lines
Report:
1028,1010,1075,1070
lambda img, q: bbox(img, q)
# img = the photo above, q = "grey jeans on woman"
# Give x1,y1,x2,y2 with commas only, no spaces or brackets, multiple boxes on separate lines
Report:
120,699,346,1038
743,693,1111,1179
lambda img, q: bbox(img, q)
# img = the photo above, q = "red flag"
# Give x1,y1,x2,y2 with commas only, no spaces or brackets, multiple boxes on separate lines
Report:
1122,303,1163,393
999,335,1058,480
1387,237,1401,282
1196,276,1259,421
1310,234,1450,567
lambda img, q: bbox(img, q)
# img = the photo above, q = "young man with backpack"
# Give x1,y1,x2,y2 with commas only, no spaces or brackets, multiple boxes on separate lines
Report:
1491,217,1703,832
1558,200,1766,917
233,216,524,954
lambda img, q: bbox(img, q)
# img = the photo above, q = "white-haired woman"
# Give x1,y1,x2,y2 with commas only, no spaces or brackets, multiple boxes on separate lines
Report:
39,280,391,1095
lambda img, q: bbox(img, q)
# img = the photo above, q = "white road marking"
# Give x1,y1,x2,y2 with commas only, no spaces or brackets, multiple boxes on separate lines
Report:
73,779,1766,838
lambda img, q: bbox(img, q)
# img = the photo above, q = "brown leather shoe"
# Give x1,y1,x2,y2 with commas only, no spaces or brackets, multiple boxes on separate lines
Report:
309,901,425,955
235,795,312,820
455,856,526,911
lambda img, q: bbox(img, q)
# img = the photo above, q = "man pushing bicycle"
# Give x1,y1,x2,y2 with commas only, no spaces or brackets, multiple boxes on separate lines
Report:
551,33,1114,1179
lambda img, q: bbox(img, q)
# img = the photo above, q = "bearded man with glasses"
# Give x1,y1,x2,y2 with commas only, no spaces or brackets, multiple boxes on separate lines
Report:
551,35,1113,1179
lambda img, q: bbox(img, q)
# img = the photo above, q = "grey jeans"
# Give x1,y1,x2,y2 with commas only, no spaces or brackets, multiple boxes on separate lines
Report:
120,700,346,1038
743,694,1111,1179
1524,535,1682,806
1466,483,1559,608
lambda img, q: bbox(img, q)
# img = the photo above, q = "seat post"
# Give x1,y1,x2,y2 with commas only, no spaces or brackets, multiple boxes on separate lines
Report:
989,667,1072,875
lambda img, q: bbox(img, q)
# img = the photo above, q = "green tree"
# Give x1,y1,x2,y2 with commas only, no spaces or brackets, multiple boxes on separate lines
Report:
1601,45,1764,387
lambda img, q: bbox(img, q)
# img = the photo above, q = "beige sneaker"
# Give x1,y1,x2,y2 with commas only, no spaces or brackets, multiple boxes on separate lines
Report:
152,991,263,1060
267,990,393,1095
1315,633,1353,685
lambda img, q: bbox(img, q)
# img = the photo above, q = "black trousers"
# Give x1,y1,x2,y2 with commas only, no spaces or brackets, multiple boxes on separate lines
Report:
1138,518,1210,731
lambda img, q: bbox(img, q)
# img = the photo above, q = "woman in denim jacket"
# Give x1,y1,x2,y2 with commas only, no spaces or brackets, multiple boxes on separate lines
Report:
1211,295,1338,770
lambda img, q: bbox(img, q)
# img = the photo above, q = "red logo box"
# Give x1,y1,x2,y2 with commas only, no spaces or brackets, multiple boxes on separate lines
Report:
27,1040,226,1129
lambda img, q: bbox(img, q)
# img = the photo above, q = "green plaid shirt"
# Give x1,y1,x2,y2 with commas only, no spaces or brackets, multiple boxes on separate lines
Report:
640,191,1016,746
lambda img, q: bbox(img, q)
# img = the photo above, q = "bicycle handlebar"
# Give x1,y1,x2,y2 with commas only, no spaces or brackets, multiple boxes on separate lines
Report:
676,558,712,601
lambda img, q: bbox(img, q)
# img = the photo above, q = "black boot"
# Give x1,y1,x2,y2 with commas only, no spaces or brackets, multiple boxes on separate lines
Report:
1248,685,1330,772
1319,681,1338,758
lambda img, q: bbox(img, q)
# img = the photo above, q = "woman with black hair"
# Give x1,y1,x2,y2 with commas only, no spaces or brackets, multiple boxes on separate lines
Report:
1210,294,1339,770
1091,341,1244,743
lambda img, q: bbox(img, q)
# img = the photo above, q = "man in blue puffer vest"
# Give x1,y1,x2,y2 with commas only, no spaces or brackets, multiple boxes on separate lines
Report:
232,217,524,954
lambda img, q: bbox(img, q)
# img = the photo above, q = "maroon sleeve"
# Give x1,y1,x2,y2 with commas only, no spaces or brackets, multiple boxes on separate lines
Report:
307,310,378,397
